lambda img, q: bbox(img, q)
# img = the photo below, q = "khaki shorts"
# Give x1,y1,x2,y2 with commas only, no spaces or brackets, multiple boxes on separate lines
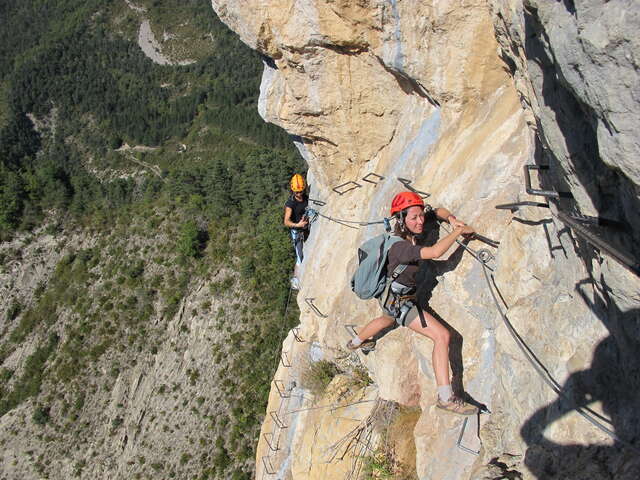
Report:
396,304,427,328
380,300,427,328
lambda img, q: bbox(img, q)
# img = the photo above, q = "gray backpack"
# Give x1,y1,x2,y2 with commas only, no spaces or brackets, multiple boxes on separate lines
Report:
351,234,407,300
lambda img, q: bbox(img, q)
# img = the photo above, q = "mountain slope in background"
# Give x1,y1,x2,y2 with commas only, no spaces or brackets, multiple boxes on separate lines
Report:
0,1,304,479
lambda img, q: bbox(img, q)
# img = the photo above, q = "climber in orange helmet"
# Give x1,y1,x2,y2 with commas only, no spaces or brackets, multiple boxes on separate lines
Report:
284,174,309,290
348,191,478,415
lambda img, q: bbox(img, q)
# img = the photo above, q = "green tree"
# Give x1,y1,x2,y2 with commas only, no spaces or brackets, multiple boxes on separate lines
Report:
177,220,202,258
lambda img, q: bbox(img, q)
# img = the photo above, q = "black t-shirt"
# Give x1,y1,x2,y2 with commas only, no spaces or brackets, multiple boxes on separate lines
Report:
285,194,308,228
387,240,422,287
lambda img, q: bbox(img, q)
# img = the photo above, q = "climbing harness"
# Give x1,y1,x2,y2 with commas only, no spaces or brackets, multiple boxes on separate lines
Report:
265,166,640,478
378,280,428,328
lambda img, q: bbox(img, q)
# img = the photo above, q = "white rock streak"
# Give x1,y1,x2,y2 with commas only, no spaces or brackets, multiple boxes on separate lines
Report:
138,20,174,66
128,1,195,66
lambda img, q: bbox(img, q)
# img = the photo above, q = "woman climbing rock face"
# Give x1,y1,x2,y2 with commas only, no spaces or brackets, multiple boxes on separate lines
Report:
347,191,478,415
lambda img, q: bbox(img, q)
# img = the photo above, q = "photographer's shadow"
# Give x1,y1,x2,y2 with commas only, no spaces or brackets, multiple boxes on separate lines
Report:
520,278,640,479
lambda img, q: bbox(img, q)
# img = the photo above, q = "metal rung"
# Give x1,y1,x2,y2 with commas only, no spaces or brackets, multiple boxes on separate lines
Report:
262,455,275,475
309,197,326,206
263,432,279,451
280,350,292,368
397,177,430,198
473,233,500,249
456,417,480,456
524,165,571,199
274,380,291,398
495,201,549,211
270,411,288,429
524,165,558,198
362,172,385,185
344,324,358,338
332,181,362,196
292,327,304,343
344,325,375,352
305,297,328,318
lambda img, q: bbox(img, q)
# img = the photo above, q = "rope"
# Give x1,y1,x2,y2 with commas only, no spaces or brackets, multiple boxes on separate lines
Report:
477,258,639,452
288,198,639,456
316,212,387,227
425,214,636,449
439,222,497,271
309,209,389,230
309,206,497,270
285,399,377,415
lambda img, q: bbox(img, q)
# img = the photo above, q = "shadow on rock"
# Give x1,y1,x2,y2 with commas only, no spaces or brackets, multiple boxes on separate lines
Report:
520,278,640,479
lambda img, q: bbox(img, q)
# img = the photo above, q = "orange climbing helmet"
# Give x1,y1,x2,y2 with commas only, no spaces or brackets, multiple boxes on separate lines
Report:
290,174,306,192
390,191,424,216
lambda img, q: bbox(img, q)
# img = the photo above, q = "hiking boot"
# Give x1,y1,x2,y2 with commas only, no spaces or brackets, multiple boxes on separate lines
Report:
346,338,376,351
436,396,478,416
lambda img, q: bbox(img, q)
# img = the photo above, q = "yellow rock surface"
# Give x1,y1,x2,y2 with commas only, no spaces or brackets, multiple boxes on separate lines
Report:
212,0,640,478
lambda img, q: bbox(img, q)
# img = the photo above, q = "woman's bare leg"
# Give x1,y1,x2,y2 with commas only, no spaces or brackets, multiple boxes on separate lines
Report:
407,309,451,387
357,315,395,341
406,309,476,414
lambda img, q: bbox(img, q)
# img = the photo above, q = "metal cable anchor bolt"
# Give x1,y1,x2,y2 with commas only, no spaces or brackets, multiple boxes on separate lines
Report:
478,249,494,264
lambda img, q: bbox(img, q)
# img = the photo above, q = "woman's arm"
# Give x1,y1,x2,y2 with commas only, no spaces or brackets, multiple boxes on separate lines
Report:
419,224,474,260
433,207,459,225
434,206,469,230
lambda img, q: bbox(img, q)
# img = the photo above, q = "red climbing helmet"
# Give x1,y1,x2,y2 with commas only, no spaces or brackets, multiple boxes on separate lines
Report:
390,191,424,216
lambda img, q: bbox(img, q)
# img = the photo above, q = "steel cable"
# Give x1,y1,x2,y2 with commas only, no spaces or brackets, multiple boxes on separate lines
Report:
478,260,639,452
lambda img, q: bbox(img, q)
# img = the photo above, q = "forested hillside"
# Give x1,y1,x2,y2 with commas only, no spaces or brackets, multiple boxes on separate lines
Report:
0,1,304,478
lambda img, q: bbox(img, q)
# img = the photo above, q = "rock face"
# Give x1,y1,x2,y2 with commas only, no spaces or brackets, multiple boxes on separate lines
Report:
210,1,640,479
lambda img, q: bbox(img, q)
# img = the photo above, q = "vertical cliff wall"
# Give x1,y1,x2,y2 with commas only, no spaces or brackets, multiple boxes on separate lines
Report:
210,1,640,478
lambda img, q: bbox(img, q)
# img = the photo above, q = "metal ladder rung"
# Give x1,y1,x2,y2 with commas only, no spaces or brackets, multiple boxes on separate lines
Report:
270,410,288,429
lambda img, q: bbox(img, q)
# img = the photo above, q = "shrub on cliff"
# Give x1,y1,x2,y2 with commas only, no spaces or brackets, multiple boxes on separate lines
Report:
301,360,341,397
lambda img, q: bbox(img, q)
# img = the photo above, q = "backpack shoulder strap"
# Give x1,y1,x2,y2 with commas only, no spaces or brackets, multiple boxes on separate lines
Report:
390,264,408,280
386,235,408,280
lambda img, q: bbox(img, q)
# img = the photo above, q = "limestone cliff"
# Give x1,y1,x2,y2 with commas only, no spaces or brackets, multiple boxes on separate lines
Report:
210,1,640,479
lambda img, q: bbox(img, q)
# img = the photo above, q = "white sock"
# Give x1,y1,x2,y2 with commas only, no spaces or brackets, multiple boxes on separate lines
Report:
437,385,453,402
351,336,363,346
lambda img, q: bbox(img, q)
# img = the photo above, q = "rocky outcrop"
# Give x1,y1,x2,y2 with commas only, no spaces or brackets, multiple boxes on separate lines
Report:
210,1,640,479
126,0,197,66
0,225,251,480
